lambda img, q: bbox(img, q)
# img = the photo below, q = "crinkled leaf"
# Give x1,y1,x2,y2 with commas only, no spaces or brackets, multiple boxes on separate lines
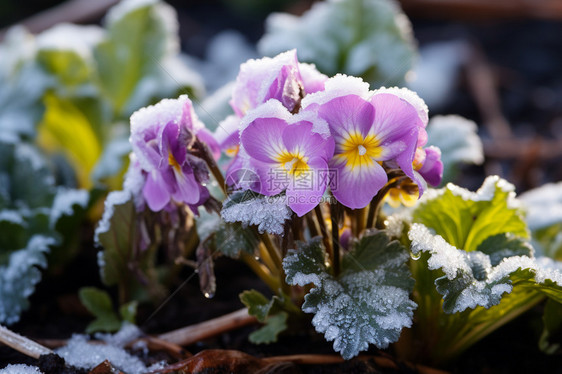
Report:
95,193,137,287
214,222,260,258
426,115,484,184
0,235,55,325
79,287,122,333
259,0,416,86
539,299,562,354
413,175,529,253
249,312,288,344
477,233,533,266
283,233,416,359
221,191,292,236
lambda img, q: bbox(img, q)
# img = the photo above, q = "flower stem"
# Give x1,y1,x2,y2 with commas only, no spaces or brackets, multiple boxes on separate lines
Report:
366,177,407,229
314,205,332,259
330,203,341,276
196,139,227,195
240,251,280,292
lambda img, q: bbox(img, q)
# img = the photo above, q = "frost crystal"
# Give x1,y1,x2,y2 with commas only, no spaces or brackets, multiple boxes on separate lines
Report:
221,193,292,235
36,23,104,59
0,364,43,374
284,234,416,359
49,188,88,227
409,223,562,313
94,190,131,243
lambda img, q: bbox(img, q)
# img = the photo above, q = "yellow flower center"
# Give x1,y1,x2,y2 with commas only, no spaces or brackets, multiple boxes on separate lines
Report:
168,152,181,172
337,132,383,170
276,150,309,177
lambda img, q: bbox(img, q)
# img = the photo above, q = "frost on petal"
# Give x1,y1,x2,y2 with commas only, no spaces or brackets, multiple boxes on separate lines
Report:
284,233,416,359
301,74,371,111
221,191,292,235
374,86,429,127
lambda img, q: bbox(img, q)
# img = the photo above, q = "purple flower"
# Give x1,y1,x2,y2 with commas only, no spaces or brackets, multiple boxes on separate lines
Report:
129,95,217,212
414,146,443,187
214,51,328,174
239,100,334,216
304,91,423,209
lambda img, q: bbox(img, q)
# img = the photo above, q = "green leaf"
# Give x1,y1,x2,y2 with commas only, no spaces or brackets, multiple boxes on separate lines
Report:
477,233,533,266
94,0,180,115
240,289,290,344
214,221,259,258
284,233,416,359
37,93,102,189
426,115,483,184
539,299,562,354
259,0,416,86
413,176,529,252
249,312,288,344
79,287,121,333
95,192,137,287
119,300,138,325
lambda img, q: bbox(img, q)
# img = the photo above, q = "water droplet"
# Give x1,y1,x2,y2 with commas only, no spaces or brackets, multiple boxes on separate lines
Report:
410,251,421,260
204,292,215,299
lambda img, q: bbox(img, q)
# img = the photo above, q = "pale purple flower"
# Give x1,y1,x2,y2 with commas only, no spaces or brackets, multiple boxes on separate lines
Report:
309,92,423,209
239,100,334,216
414,146,443,187
129,95,217,212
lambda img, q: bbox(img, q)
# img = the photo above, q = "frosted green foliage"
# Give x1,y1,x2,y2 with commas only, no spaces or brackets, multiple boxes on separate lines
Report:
221,192,292,235
0,141,87,324
426,115,484,184
214,222,259,258
240,290,289,344
283,233,416,359
521,182,562,231
0,28,51,139
414,176,528,253
259,0,416,86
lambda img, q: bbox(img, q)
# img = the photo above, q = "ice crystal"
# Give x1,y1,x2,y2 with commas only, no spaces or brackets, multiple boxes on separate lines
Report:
49,188,88,227
520,181,562,230
36,23,104,59
0,364,43,374
221,192,292,235
94,190,132,243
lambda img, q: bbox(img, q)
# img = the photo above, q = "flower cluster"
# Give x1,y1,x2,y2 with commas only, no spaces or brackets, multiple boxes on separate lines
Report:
220,50,443,215
128,95,218,213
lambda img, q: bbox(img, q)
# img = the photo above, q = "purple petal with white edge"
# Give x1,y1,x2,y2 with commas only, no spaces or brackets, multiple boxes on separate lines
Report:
299,62,328,94
171,164,200,205
241,117,287,163
329,157,388,210
418,146,443,187
180,96,205,133
130,95,191,171
370,93,423,142
317,95,375,140
144,171,171,211
251,159,286,196
282,121,334,161
395,127,425,195
287,157,329,216
301,74,371,111
231,50,302,116
374,87,429,127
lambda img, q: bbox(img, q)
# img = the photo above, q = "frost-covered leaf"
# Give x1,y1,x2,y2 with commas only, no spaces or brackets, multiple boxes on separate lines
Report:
259,0,416,86
426,115,484,184
214,221,259,258
221,191,292,235
79,287,122,333
413,175,528,253
410,224,562,313
0,235,55,325
283,233,416,359
95,191,137,286
477,233,533,266
240,289,289,344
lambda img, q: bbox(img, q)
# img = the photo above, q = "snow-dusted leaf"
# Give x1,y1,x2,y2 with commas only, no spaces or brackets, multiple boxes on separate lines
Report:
283,233,416,359
414,175,528,253
240,289,289,344
95,192,137,286
426,115,484,184
221,191,292,236
213,221,259,258
259,0,416,86
0,235,55,324
410,224,562,313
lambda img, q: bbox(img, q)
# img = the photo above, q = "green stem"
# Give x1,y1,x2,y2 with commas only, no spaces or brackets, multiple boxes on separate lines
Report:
240,252,280,292
196,139,227,195
314,205,332,257
366,177,407,229
330,203,341,276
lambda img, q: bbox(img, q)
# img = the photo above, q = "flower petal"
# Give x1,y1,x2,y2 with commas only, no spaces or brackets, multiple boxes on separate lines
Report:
143,171,171,211
241,117,287,163
317,95,375,140
418,146,443,187
282,121,334,161
370,93,423,145
171,165,200,205
329,157,387,209
287,157,329,216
